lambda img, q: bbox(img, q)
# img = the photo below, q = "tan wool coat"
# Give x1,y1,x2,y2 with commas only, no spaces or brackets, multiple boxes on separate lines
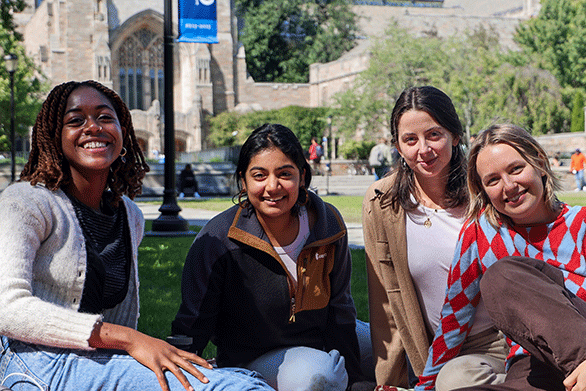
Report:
362,175,433,387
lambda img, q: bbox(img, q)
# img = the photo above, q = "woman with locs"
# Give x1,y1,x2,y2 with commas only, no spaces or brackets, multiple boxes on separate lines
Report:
0,80,273,391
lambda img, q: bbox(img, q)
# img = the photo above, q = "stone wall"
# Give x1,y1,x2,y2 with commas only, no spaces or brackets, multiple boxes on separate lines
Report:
536,133,586,158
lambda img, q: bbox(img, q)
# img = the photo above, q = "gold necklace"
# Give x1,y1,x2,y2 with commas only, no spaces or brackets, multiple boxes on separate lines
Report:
423,206,438,228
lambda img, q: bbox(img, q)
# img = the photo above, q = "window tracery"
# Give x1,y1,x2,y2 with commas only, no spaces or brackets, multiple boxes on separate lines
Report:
118,28,163,111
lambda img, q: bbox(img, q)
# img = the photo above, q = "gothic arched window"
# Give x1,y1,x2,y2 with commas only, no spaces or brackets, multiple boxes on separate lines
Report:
118,28,163,111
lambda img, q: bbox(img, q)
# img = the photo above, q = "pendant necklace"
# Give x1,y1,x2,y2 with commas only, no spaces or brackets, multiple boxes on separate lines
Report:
423,206,438,228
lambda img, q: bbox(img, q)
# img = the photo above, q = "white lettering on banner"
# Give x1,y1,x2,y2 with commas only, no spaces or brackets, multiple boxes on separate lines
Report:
185,23,212,30
195,0,215,5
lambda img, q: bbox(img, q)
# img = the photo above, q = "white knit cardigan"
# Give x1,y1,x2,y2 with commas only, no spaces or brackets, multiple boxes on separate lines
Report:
0,182,143,350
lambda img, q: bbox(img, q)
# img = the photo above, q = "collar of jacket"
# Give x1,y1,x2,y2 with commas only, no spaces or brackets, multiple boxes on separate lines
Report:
227,190,346,255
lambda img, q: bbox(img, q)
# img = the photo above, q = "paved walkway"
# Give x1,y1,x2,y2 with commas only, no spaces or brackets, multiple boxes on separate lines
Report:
138,202,366,249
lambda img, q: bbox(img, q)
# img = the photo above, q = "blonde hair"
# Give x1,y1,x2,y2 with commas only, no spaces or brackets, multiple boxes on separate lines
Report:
467,124,561,228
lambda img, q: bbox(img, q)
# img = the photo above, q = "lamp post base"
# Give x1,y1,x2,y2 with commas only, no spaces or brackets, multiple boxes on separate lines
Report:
148,193,193,236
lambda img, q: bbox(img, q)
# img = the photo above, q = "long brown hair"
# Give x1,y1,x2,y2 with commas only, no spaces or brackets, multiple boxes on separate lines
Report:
20,80,149,204
388,86,468,211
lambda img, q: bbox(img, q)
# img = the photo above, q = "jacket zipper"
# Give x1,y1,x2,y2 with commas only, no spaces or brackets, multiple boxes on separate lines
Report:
289,296,296,323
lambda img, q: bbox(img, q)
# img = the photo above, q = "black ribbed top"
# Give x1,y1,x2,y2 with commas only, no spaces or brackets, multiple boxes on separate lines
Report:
67,192,131,314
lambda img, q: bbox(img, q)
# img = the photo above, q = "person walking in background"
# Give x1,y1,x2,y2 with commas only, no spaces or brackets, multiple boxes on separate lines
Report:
308,136,323,175
173,123,373,391
0,80,271,391
178,163,199,198
363,86,508,390
422,124,586,391
570,148,586,191
368,137,396,180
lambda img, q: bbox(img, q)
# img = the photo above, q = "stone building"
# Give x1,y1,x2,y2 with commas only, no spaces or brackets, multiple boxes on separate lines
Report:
15,0,539,156
310,0,541,108
15,0,310,157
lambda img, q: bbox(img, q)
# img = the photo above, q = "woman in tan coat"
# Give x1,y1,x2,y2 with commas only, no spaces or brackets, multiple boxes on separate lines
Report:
363,86,509,390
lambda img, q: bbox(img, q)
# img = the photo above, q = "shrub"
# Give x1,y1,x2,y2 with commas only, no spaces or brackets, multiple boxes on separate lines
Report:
338,140,376,160
571,91,585,133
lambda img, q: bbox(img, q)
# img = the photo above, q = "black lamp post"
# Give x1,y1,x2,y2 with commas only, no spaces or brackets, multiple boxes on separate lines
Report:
4,54,17,183
151,0,189,234
326,115,332,195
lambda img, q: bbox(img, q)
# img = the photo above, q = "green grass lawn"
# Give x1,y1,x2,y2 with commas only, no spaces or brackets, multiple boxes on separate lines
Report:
137,219,368,358
138,192,586,357
144,195,366,224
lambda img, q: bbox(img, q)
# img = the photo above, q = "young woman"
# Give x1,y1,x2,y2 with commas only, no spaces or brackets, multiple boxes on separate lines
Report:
0,80,272,391
363,86,508,390
172,123,370,391
417,124,586,391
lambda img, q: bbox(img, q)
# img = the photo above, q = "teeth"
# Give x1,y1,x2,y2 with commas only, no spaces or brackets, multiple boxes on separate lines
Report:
83,141,107,149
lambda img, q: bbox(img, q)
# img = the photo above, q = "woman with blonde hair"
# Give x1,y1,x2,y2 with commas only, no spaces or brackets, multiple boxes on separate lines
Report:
418,124,586,391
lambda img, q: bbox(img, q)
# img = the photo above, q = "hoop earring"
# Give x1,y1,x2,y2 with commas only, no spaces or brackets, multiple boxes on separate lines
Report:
238,189,249,208
298,186,309,207
119,147,127,164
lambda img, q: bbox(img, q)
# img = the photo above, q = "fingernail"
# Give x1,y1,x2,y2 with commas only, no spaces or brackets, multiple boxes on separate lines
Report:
203,377,209,383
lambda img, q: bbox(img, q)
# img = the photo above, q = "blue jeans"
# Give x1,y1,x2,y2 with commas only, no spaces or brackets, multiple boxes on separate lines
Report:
0,336,273,391
576,169,585,190
243,319,374,390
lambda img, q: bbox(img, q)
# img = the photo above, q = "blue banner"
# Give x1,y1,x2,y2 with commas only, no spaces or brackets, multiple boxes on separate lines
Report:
178,0,219,44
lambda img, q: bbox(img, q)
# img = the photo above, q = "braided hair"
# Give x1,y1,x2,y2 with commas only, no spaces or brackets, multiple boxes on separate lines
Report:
21,80,149,204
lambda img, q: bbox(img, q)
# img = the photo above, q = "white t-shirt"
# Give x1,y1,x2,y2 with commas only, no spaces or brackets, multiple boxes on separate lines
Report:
274,206,310,284
406,202,494,336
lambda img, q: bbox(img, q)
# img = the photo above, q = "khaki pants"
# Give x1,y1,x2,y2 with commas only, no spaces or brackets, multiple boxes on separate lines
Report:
436,327,509,391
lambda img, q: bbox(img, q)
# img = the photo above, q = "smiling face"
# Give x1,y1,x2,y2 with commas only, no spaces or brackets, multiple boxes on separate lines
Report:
396,109,459,185
242,147,305,224
61,86,124,184
476,143,555,225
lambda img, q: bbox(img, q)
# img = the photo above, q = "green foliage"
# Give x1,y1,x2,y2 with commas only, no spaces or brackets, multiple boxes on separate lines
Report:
514,0,586,90
207,106,329,149
0,0,26,41
237,0,358,83
571,91,585,133
338,139,375,160
0,23,48,152
333,22,570,139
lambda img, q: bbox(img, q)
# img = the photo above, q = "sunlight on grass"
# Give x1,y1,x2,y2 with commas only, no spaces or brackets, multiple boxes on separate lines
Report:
137,191,586,359
147,195,366,223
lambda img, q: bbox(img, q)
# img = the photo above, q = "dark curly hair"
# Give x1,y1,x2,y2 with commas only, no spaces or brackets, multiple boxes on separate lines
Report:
20,80,149,204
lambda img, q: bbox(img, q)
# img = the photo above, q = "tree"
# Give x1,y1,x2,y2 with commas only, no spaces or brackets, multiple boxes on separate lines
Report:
207,106,328,148
0,0,26,41
571,91,585,133
0,5,48,152
237,0,358,83
514,0,586,90
332,22,570,139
